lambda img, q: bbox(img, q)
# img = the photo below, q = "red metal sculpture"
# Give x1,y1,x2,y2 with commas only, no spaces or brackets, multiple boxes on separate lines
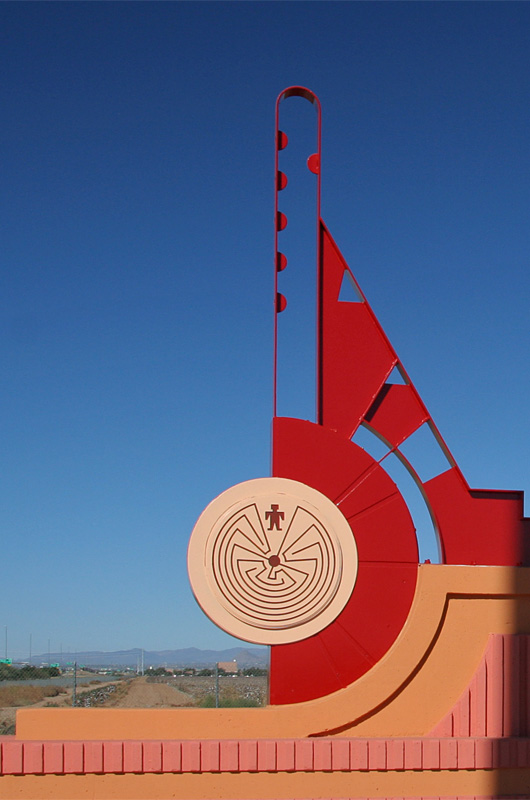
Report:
271,86,530,704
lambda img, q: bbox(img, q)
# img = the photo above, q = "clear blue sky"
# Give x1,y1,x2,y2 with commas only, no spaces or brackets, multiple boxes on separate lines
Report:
2,2,530,661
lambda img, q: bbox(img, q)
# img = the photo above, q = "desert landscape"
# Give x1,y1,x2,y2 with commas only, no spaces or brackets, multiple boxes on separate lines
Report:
0,673,268,735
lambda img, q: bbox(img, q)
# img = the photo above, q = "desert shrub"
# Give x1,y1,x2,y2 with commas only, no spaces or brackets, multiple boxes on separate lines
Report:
0,720,15,736
199,694,261,708
0,665,60,682
0,685,66,707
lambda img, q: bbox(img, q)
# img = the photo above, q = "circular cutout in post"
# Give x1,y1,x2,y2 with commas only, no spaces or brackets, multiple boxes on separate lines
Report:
187,477,358,645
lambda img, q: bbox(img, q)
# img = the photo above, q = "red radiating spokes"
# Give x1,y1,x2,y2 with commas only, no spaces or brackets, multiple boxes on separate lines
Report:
271,417,418,704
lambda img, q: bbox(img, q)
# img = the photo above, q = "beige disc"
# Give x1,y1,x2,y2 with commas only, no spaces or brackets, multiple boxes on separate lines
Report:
187,477,358,645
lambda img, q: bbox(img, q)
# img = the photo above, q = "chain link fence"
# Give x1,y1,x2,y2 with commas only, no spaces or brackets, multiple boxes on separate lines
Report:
0,655,268,735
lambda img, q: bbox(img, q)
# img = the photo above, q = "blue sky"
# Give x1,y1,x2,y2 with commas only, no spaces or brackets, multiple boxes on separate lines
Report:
2,2,530,661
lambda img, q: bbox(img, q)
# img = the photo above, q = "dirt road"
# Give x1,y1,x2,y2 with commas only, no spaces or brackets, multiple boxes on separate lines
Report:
108,678,194,708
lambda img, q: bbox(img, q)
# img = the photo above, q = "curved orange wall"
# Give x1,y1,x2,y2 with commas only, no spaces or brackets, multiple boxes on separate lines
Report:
17,564,530,741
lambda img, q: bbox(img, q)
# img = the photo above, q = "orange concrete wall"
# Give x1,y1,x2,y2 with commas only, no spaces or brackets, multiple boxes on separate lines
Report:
17,565,530,741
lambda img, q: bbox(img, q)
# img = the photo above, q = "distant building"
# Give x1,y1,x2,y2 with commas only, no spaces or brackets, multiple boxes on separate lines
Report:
217,660,237,674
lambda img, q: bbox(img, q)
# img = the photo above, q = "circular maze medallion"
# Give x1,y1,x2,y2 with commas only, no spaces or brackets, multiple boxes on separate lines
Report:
187,477,358,644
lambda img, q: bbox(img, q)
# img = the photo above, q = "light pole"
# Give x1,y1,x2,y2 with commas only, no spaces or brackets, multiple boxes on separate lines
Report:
72,661,77,707
215,662,219,708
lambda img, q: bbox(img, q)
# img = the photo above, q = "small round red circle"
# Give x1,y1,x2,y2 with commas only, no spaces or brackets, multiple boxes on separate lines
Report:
268,555,281,567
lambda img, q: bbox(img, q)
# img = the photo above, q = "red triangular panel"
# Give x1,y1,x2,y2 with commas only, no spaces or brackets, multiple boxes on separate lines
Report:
320,223,396,439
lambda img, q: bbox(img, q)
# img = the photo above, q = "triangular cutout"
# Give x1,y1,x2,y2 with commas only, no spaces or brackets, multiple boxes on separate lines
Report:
386,365,407,385
338,269,363,302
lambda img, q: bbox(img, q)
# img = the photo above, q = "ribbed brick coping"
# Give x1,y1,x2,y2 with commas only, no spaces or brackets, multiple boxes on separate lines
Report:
1,737,530,775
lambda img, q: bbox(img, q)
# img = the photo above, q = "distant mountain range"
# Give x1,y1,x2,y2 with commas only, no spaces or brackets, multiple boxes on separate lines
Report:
30,646,268,669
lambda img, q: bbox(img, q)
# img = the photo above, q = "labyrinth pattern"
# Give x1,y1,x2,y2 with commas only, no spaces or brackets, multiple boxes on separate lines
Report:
188,477,358,645
210,501,341,631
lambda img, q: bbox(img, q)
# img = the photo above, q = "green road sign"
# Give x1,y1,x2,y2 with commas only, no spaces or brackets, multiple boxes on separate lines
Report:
0,658,12,664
